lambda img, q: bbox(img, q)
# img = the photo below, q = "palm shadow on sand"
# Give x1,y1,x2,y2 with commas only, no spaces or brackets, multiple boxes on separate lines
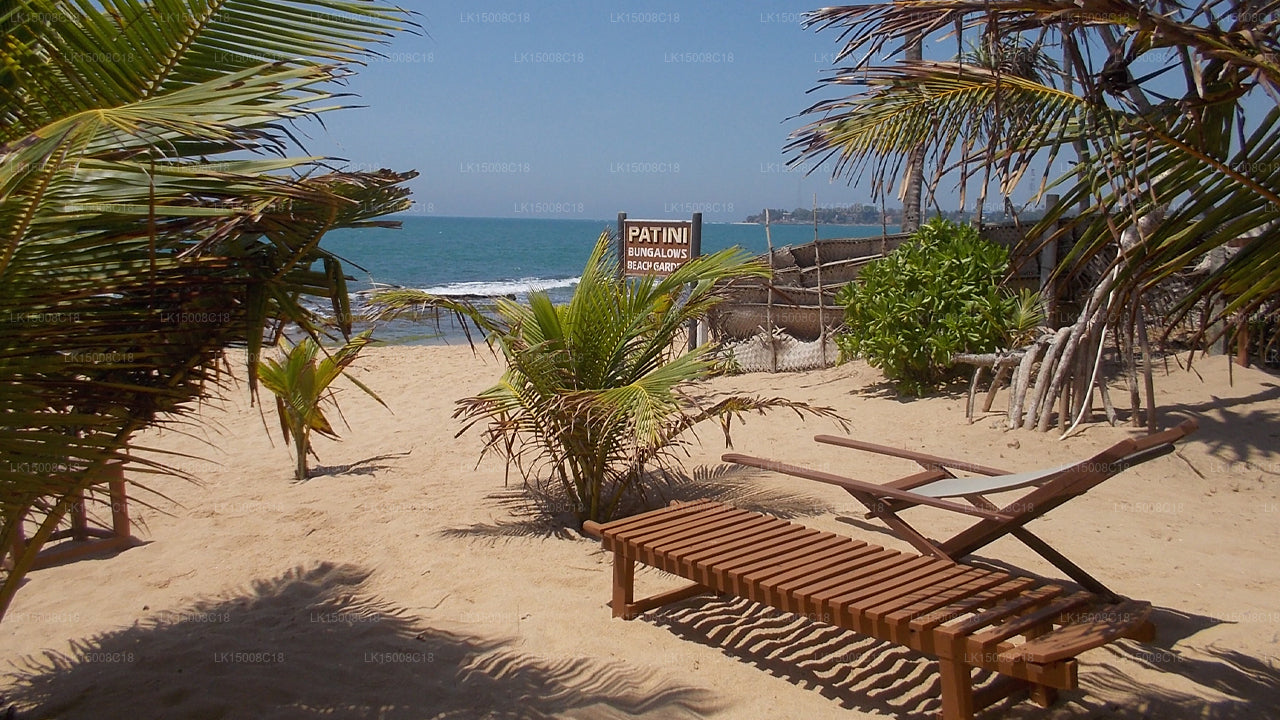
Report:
3,563,722,719
1085,640,1280,719
441,464,835,540
1157,385,1280,478
304,451,412,481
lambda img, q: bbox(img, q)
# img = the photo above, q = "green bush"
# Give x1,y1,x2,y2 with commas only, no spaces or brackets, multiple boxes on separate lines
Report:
835,218,1028,395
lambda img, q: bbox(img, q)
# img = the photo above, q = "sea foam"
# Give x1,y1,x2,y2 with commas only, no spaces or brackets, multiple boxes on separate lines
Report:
413,277,580,298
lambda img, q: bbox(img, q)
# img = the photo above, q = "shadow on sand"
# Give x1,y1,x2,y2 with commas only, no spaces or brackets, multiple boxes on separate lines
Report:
304,451,414,481
1086,640,1280,719
441,464,834,541
3,563,722,719
643,593,1279,719
650,594,949,718
1157,385,1280,476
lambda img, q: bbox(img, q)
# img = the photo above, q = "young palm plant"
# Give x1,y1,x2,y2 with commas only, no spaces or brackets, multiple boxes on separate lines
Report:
257,332,387,482
373,231,844,525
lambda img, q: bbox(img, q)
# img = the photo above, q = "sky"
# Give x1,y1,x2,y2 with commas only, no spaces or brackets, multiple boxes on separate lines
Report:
299,2,1276,224
304,1,914,222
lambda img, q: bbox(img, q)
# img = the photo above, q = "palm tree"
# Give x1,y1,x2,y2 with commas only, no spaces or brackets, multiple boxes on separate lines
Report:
787,1,1280,429
0,0,415,622
901,33,926,233
370,231,843,524
257,332,387,482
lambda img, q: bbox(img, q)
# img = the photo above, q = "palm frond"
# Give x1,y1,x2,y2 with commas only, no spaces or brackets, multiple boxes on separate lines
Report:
788,61,1103,200
0,0,415,621
0,0,415,140
795,0,1280,335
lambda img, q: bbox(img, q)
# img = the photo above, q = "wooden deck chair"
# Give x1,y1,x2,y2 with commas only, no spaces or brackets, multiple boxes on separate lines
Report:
724,418,1197,600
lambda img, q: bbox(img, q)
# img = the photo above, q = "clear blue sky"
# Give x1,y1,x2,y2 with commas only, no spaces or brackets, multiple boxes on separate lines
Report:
306,1,896,221
304,2,1271,223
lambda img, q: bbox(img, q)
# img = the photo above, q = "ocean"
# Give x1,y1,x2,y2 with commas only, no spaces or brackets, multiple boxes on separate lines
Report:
318,216,893,344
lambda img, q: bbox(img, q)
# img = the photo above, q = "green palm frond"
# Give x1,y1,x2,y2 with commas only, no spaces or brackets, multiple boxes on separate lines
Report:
793,0,1280,337
1047,103,1280,322
0,0,412,140
804,0,1280,87
964,35,1060,83
0,0,414,622
788,61,1103,199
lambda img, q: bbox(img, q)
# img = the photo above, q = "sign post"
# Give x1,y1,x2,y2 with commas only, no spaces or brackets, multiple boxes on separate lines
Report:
616,211,627,280
618,212,702,351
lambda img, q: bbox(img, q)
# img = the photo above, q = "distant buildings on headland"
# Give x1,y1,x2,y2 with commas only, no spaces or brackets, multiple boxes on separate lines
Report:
744,205,1037,226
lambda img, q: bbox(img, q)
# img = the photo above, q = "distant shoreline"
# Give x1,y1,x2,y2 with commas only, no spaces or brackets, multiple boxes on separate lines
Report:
385,213,894,227
738,220,895,228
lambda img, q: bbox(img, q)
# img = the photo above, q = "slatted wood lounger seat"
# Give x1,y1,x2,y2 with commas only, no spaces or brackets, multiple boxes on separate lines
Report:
584,500,1154,720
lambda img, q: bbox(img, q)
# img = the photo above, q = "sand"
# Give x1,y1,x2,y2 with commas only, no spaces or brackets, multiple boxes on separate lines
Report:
2,345,1278,719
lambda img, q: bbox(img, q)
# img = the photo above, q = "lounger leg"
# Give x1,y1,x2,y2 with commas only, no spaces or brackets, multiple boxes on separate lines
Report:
848,489,952,562
874,511,951,562
612,551,635,620
1029,684,1058,708
937,659,976,720
948,496,1120,601
1022,625,1060,708
1010,527,1117,600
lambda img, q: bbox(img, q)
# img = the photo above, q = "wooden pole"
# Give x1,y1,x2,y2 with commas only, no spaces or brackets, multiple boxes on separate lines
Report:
1136,304,1158,432
880,195,889,253
1209,295,1227,355
1236,314,1252,367
1008,340,1042,429
1125,301,1141,426
1040,194,1060,325
616,212,627,281
1060,326,1107,439
765,209,777,373
107,462,131,539
688,212,702,354
813,194,827,366
1026,327,1070,430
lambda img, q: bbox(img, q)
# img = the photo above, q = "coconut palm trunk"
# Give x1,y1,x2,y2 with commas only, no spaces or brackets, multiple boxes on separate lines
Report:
901,34,925,233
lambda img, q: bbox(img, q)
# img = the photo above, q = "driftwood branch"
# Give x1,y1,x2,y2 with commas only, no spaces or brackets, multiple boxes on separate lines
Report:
1008,338,1046,429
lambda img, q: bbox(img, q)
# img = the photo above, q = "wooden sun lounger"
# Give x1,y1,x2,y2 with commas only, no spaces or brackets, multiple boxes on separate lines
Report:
724,418,1198,600
585,500,1154,720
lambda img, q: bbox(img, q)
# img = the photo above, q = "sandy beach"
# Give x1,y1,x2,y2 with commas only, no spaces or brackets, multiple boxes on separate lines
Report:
2,344,1278,719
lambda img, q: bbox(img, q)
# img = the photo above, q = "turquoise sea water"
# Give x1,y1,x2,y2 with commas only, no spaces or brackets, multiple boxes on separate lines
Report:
319,216,894,343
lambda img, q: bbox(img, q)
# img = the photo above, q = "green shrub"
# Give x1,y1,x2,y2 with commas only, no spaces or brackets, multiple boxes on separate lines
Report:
835,218,1029,395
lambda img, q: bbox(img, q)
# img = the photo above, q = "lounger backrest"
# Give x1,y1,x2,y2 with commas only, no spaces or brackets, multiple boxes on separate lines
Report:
941,419,1198,557
1046,419,1197,503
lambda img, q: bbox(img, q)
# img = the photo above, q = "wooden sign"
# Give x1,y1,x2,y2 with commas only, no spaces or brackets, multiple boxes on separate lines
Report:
619,216,701,277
